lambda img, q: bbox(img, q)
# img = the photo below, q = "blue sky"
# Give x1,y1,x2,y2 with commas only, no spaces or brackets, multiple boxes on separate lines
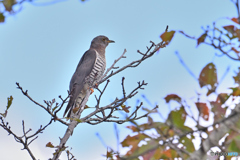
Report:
0,0,239,159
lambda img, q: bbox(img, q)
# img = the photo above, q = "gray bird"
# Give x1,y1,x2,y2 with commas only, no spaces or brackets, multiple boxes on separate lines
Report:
64,35,115,118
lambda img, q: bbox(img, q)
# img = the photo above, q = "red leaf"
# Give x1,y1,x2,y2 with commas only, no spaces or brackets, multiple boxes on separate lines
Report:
210,101,226,122
231,17,239,24
160,31,175,42
195,102,209,121
223,25,236,34
197,33,207,46
164,94,181,103
216,93,229,104
199,63,218,89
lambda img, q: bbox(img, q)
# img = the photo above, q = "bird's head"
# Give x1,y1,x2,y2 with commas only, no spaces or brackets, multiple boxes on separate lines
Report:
90,35,115,49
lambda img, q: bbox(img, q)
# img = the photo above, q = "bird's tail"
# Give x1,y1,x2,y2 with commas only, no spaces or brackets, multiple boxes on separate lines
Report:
65,91,87,118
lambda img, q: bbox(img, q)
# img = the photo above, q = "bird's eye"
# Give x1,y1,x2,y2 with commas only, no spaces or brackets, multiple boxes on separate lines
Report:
102,38,106,41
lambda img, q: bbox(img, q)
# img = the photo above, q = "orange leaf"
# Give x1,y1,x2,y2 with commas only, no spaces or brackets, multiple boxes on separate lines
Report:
160,31,175,42
164,94,181,103
121,105,130,113
199,63,217,89
126,125,139,132
231,17,239,24
197,33,207,46
232,47,240,54
230,87,240,96
223,25,236,34
106,149,113,158
195,102,209,121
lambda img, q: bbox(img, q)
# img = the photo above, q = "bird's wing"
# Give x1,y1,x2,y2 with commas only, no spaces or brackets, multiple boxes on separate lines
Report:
64,49,97,117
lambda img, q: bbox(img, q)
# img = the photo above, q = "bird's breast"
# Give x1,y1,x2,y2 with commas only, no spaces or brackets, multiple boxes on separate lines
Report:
88,52,106,85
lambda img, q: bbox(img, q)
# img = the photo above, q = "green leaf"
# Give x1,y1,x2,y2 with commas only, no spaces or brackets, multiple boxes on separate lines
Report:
199,63,217,89
167,107,192,132
132,139,159,159
3,0,16,12
52,105,58,112
180,137,195,152
160,31,175,43
7,96,13,110
228,139,240,152
46,142,55,148
229,87,240,96
197,33,207,46
0,13,5,23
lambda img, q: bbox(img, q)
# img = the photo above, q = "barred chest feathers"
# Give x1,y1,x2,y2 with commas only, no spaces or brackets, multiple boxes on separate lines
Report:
85,50,106,86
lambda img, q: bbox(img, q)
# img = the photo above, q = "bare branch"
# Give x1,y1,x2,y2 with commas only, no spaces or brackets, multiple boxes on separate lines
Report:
16,82,68,126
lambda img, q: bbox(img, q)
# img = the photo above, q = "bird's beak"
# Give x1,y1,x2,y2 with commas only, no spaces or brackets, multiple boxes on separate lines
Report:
108,40,115,43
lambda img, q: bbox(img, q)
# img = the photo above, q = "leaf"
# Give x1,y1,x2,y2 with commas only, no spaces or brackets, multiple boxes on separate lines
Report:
73,118,82,123
106,149,113,158
46,142,55,148
223,25,236,35
164,94,181,103
137,140,159,160
126,125,139,132
180,137,195,153
72,107,80,113
121,133,148,156
52,106,58,112
160,31,175,43
216,93,229,104
197,33,207,46
195,102,209,121
233,67,240,84
199,63,218,89
7,96,13,110
142,107,158,113
231,17,239,24
84,105,90,109
167,107,192,132
230,87,240,96
121,104,130,113
0,13,5,23
161,149,178,159
232,47,240,54
227,139,240,153
3,0,16,12
210,101,226,122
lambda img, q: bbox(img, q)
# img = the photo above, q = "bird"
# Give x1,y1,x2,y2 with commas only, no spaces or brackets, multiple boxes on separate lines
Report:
64,35,115,118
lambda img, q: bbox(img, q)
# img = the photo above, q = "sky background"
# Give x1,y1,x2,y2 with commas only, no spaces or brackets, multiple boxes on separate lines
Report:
0,0,239,160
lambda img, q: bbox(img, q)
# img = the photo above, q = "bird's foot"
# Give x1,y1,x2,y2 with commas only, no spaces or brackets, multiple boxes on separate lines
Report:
94,83,99,89
90,88,94,94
